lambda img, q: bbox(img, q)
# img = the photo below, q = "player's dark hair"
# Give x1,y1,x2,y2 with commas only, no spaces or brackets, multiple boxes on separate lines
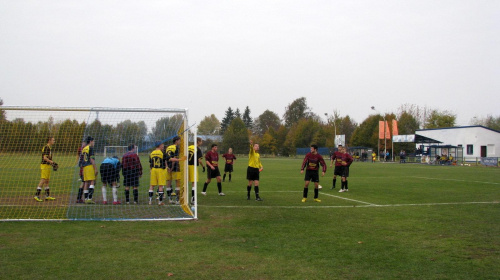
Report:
47,137,54,143
86,136,94,144
197,137,202,142
173,136,181,143
211,144,217,148
311,144,318,150
128,144,135,151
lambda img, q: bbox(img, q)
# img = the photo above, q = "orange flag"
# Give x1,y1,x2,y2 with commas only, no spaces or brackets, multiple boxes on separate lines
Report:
392,120,398,136
385,121,390,139
379,121,385,139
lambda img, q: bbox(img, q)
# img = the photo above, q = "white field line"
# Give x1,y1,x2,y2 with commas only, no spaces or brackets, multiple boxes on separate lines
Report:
411,176,500,185
320,192,378,205
202,201,499,209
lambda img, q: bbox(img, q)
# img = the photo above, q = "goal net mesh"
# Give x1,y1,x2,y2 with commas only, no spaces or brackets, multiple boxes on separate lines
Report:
0,107,195,221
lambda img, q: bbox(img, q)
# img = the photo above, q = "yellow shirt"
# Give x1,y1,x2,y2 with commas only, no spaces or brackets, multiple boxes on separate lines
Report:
248,144,263,169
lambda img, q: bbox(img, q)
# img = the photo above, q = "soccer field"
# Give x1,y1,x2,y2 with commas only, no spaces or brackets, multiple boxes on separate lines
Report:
1,158,499,279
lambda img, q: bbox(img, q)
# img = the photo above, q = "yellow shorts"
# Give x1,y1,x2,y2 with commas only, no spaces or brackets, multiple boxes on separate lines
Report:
150,168,167,186
40,164,51,180
83,165,96,181
167,171,181,181
188,165,199,183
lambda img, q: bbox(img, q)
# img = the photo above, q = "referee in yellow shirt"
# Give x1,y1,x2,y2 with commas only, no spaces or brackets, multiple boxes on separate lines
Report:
247,140,263,201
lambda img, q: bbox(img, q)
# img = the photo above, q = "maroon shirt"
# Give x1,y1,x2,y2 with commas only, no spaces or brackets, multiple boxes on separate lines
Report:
341,152,354,167
301,153,327,172
205,151,219,167
222,153,236,165
122,151,143,176
331,151,344,167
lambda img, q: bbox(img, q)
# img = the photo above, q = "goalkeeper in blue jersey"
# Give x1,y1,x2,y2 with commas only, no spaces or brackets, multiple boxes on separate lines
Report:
100,156,121,205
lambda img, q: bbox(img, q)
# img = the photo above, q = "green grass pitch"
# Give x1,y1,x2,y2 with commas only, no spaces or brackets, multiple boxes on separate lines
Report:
1,157,499,279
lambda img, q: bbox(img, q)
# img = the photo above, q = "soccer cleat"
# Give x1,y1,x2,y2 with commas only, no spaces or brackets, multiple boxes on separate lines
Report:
256,197,263,201
247,196,250,200
345,189,349,192
134,201,138,205
218,192,225,196
201,192,207,196
85,199,95,204
126,201,130,205
76,199,84,204
339,189,344,193
45,196,56,200
318,185,323,189
34,196,43,202
148,200,152,205
158,202,165,206
102,201,108,205
301,198,307,203
113,201,121,205
314,198,321,203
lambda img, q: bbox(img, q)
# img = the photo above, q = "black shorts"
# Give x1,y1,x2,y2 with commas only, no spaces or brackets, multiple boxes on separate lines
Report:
100,163,119,184
334,166,344,176
247,167,260,181
304,169,319,183
123,169,140,187
224,163,233,173
342,166,350,178
207,166,221,179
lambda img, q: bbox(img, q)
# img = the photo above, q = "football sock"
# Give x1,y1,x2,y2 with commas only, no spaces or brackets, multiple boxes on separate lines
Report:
223,174,226,181
89,185,95,199
158,191,164,202
112,187,118,202
166,187,172,197
102,186,107,201
84,190,89,199
203,183,208,192
229,174,232,181
303,188,308,198
148,190,153,201
45,188,50,197
133,189,138,202
314,188,319,199
247,186,251,197
217,182,222,193
345,180,348,190
255,186,260,198
35,188,41,197
77,188,83,200
333,178,336,188
125,189,130,202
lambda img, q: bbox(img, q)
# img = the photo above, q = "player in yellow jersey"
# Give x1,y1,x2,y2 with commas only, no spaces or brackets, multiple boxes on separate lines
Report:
149,141,168,205
79,136,98,204
247,140,263,201
166,136,181,203
34,137,57,202
188,137,205,205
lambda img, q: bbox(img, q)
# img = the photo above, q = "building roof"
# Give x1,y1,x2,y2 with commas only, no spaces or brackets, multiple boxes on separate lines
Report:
416,125,500,134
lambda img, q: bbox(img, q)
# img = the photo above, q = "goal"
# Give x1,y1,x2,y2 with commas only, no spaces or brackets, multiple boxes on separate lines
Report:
0,106,196,221
104,146,138,158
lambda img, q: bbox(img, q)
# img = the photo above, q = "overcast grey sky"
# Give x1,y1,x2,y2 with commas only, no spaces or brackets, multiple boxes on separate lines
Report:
1,0,499,127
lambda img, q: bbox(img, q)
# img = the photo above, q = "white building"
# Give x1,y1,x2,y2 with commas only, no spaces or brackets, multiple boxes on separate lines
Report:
416,126,500,158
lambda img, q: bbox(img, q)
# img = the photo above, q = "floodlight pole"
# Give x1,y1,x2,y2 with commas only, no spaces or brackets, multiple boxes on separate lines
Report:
371,106,387,161
325,113,337,147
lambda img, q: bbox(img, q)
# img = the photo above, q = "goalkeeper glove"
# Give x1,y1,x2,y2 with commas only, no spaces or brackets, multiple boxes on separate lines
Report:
52,162,59,171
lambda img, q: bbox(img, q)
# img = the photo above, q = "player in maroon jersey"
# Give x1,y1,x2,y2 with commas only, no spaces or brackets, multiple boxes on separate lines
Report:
339,146,354,192
300,144,327,202
329,144,344,189
222,148,236,182
201,144,225,196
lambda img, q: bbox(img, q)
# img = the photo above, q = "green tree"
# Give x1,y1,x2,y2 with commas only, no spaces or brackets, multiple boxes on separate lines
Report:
350,115,380,149
220,107,235,134
253,110,281,136
259,131,277,155
283,97,310,128
242,106,253,129
222,118,249,153
197,114,220,135
0,98,5,122
425,110,456,129
151,114,185,143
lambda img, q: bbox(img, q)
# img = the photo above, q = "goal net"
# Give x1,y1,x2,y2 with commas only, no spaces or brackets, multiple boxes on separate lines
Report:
0,107,196,221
